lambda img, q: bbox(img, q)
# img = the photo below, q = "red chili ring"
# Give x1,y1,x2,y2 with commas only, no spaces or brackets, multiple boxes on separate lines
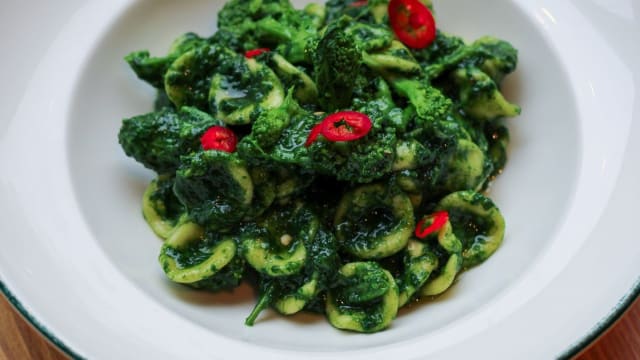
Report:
388,0,436,49
201,126,238,153
415,211,449,238
319,111,372,142
305,111,372,147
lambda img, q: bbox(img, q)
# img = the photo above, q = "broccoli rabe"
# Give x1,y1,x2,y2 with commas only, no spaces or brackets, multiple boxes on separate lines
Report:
313,16,362,111
390,78,452,124
118,107,221,173
218,0,320,63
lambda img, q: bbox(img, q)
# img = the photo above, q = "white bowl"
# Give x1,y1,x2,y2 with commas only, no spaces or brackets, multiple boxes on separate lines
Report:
1,0,639,358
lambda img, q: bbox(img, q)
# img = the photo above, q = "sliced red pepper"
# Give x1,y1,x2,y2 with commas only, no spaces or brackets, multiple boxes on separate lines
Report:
244,48,270,58
305,111,372,147
320,111,372,141
415,211,449,238
388,0,436,49
201,126,238,153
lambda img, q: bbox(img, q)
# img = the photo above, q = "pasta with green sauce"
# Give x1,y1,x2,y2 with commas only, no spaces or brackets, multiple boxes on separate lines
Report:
118,0,519,333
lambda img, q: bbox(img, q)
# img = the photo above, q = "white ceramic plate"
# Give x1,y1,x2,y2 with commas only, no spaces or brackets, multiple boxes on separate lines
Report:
1,0,639,358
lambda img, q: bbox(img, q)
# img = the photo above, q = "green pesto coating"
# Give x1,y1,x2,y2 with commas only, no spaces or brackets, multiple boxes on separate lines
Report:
335,183,414,259
266,54,318,104
485,123,510,178
244,208,339,324
248,89,306,149
209,57,284,125
270,223,339,315
437,191,506,268
362,40,421,76
173,151,253,228
165,44,242,110
142,176,186,239
452,67,520,121
417,220,463,296
159,225,244,291
424,36,518,82
412,31,465,69
397,240,439,306
241,205,319,277
326,262,398,333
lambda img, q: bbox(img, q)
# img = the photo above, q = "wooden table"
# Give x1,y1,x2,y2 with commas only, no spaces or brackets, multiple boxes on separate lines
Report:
0,294,638,359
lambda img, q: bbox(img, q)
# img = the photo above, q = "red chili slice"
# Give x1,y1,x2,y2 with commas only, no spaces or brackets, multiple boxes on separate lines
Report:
305,111,372,147
201,126,238,153
415,211,449,238
320,111,372,141
305,123,324,147
244,48,270,58
388,0,436,49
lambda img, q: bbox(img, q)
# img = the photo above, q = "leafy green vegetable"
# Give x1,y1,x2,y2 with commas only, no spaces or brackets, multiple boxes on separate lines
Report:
119,0,519,334
164,44,240,110
173,150,253,228
313,16,362,111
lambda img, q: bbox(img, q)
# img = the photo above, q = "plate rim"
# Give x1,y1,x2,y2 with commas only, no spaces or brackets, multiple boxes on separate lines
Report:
0,280,84,360
2,276,640,359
